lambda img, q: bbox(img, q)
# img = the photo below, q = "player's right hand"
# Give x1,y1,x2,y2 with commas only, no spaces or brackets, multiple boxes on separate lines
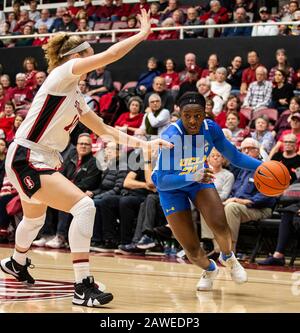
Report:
137,9,151,38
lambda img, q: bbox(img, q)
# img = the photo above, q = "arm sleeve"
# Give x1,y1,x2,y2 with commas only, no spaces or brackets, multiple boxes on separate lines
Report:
211,121,262,170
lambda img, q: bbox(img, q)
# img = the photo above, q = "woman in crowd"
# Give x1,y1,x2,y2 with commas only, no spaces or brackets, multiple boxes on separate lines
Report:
251,116,275,154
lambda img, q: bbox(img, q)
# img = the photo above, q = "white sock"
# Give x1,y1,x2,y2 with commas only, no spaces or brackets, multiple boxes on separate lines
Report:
13,249,27,265
73,260,90,283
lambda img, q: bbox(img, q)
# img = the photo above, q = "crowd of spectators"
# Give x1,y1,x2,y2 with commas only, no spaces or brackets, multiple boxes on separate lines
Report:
0,0,300,47
0,0,300,266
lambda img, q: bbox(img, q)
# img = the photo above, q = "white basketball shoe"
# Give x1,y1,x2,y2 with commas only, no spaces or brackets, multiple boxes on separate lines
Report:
197,259,219,291
218,252,248,284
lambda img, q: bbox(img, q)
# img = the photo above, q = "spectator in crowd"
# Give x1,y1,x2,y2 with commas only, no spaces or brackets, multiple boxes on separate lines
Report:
252,6,279,37
76,18,93,40
112,0,132,22
0,174,18,244
294,68,300,90
32,71,47,96
86,66,114,97
240,50,262,95
0,101,16,138
0,21,13,47
271,133,300,183
5,113,24,143
200,148,235,258
160,0,179,21
160,58,180,91
89,141,129,248
268,48,295,85
172,9,184,26
179,53,202,84
175,68,199,101
184,7,204,38
131,0,150,15
136,57,160,96
118,15,137,40
8,73,33,110
200,0,229,38
196,77,223,115
28,0,41,22
170,110,180,122
0,10,5,27
149,2,161,25
15,24,34,47
211,67,232,106
77,80,97,112
34,133,102,248
273,96,300,140
49,7,67,33
0,83,8,112
270,112,300,157
96,0,116,22
143,76,175,113
35,9,54,31
0,137,7,186
251,116,275,154
114,96,144,135
204,98,215,120
157,18,179,40
241,66,273,120
201,53,219,81
225,111,249,147
55,12,78,32
80,0,97,22
13,9,35,33
289,10,300,35
97,151,153,251
226,55,243,93
222,7,252,37
23,56,38,92
215,95,248,128
7,13,17,33
138,93,170,139
258,189,300,266
32,23,50,46
271,69,294,113
66,0,79,18
223,137,276,252
0,75,12,95
281,0,299,22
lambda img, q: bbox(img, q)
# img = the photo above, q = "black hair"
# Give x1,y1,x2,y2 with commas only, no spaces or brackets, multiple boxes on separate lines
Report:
178,92,206,109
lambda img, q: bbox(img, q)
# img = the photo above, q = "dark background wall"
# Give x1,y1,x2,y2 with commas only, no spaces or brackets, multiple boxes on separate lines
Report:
0,36,299,84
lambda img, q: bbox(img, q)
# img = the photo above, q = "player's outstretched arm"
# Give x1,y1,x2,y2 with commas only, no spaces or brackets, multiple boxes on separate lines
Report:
72,9,151,76
80,109,173,152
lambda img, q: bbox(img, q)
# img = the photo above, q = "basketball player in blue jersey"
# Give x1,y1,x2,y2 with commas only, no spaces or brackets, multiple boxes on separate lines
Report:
152,92,262,290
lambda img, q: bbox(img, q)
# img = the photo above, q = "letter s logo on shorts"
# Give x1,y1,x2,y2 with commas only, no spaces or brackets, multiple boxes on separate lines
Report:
23,176,35,189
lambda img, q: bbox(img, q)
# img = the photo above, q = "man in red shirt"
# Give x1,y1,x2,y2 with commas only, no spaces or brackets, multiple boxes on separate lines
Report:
96,0,115,21
179,53,202,84
240,50,262,95
8,73,33,110
112,0,132,21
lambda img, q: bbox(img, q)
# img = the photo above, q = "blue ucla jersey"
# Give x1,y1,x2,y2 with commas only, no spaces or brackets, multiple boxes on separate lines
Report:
152,119,261,192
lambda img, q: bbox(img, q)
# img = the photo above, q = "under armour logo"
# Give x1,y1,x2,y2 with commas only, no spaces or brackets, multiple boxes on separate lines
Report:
24,176,35,189
166,207,175,213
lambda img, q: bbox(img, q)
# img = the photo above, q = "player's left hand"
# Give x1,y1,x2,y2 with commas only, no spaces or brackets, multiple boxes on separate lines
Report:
193,167,215,183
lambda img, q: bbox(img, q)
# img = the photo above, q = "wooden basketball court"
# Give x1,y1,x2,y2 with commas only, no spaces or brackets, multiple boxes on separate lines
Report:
0,246,299,313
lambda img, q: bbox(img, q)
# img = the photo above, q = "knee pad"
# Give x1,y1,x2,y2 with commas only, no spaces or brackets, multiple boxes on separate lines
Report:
70,196,96,239
21,214,46,232
16,214,46,249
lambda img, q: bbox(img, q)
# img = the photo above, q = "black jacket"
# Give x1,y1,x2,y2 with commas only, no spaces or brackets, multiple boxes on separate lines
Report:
62,149,101,192
92,158,128,198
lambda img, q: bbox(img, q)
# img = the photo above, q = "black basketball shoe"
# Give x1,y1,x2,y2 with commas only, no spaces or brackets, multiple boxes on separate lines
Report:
73,276,113,307
0,257,35,284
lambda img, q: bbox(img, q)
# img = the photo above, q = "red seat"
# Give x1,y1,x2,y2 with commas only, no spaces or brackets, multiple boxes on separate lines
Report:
94,21,112,31
111,21,128,30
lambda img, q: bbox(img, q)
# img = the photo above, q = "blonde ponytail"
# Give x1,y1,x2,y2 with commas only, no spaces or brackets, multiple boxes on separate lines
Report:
43,32,84,72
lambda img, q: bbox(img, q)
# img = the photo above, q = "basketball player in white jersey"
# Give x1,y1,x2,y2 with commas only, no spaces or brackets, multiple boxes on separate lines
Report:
0,10,172,308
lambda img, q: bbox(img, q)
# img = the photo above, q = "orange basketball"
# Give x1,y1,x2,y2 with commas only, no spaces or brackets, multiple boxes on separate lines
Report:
254,161,291,197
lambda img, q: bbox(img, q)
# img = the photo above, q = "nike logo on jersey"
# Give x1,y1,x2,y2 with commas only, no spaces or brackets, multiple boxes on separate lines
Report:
74,291,85,299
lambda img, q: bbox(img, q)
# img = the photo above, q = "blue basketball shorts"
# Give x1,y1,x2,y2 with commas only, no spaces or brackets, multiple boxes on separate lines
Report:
158,182,215,216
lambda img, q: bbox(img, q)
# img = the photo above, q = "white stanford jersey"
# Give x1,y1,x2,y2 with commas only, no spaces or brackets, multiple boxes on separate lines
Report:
16,59,94,152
